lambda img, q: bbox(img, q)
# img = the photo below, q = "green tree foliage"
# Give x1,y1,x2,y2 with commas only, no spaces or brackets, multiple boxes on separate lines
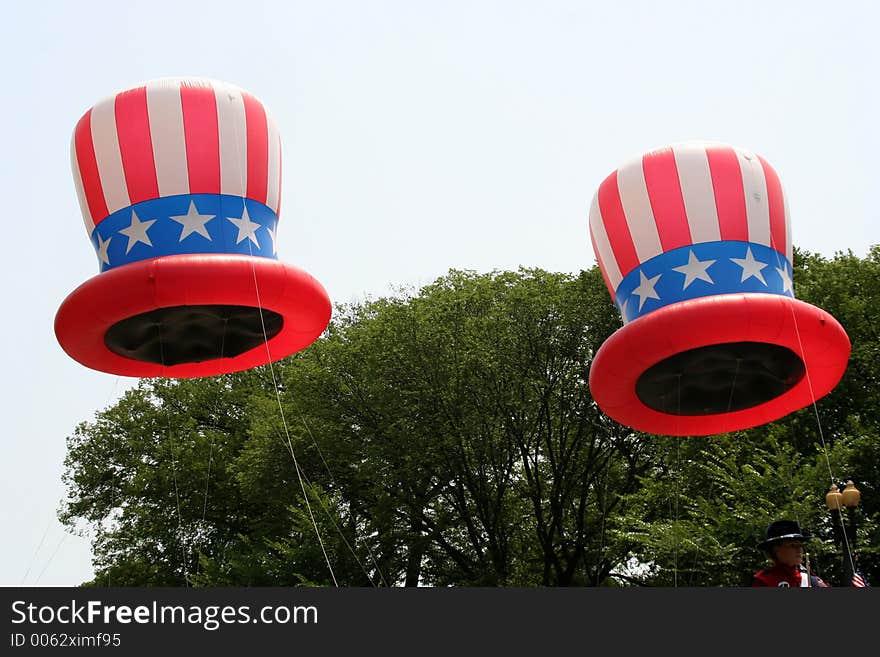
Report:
61,250,880,586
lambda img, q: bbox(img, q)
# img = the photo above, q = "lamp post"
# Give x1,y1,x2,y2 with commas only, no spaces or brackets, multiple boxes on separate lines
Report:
825,484,846,585
841,480,862,586
825,479,862,586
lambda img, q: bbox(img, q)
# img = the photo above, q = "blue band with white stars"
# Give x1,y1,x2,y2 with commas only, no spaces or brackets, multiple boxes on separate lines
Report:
614,241,794,325
90,194,279,272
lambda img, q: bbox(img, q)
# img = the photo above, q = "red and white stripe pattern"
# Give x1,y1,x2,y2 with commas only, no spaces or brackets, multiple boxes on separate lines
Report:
588,142,792,298
71,78,282,235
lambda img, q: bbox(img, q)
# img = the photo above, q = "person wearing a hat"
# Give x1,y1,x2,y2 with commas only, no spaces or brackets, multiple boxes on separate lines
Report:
751,520,830,587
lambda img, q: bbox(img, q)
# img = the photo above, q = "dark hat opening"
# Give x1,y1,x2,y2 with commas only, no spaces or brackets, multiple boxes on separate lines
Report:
635,341,805,415
104,304,283,366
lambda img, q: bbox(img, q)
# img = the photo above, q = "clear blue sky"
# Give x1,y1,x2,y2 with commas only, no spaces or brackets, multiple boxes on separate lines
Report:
1,0,876,585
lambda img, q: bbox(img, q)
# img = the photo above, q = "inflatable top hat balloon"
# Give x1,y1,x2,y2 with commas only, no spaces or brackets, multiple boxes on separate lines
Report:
587,142,850,436
55,78,331,378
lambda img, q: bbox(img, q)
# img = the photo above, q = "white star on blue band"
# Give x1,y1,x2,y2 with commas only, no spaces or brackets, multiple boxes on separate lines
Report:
88,194,279,272
614,241,794,324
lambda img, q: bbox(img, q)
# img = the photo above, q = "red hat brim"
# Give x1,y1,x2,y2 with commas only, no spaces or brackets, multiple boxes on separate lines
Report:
55,254,331,378
588,293,850,436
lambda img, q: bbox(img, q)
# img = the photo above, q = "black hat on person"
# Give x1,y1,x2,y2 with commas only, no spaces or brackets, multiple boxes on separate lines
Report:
757,520,813,551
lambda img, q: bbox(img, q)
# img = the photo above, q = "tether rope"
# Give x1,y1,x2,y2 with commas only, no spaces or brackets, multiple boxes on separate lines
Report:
21,517,52,585
288,396,390,586
224,86,338,586
767,236,857,582
245,250,338,586
159,324,191,586
34,533,68,585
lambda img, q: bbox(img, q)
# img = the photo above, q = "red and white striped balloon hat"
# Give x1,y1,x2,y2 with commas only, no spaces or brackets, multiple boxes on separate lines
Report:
55,78,331,378
588,142,850,435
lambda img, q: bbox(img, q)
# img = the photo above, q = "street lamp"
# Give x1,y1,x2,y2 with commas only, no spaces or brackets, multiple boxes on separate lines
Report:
824,479,862,586
841,480,861,508
826,484,842,511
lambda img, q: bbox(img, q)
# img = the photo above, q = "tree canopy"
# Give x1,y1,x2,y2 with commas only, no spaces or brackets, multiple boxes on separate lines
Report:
61,248,880,586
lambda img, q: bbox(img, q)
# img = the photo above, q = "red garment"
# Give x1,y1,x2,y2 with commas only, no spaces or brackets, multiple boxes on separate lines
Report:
752,564,830,587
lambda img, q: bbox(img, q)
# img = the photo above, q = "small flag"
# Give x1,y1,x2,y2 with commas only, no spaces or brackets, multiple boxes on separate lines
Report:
852,572,869,587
